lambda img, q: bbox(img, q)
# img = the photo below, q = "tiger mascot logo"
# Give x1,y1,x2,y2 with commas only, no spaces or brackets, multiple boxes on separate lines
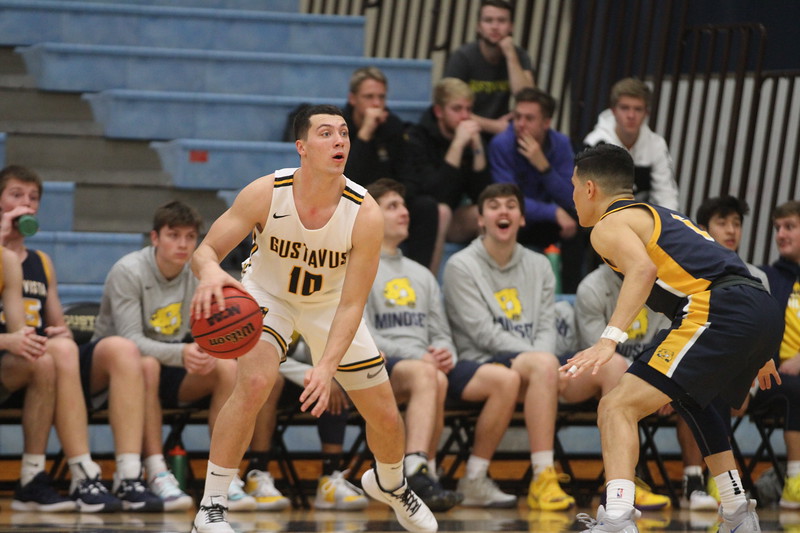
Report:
150,302,182,335
384,277,416,308
495,288,522,320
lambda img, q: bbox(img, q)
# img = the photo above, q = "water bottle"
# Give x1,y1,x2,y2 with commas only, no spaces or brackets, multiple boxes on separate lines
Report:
544,244,562,294
14,214,39,237
167,444,188,491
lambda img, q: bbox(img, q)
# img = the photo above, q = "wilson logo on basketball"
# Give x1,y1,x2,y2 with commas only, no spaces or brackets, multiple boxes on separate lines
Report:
208,322,256,346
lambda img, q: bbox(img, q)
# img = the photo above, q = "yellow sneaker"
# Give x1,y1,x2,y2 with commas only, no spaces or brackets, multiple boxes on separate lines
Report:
707,475,720,504
633,477,671,510
782,473,800,509
526,466,575,511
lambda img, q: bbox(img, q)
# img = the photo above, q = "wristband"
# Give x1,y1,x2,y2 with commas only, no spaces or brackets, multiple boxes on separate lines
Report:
601,325,628,344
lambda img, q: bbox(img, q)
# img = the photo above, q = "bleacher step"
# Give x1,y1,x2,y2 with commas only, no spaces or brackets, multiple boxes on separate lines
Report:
84,90,429,142
19,43,433,101
0,0,365,56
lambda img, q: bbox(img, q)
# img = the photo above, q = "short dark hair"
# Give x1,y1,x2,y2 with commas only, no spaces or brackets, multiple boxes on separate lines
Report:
514,88,556,119
292,104,345,141
366,178,405,204
0,165,43,197
152,200,203,233
479,0,513,18
695,195,749,228
477,183,525,215
773,200,800,222
574,144,634,196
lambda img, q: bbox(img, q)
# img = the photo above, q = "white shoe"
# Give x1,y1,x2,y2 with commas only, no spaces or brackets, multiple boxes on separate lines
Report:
361,468,437,533
576,505,641,532
682,474,718,511
191,496,234,533
718,499,761,533
244,470,290,511
227,475,257,512
149,471,194,511
315,470,368,510
456,474,516,508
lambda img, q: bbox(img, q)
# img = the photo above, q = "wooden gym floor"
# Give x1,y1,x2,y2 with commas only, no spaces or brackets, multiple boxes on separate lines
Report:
0,498,794,532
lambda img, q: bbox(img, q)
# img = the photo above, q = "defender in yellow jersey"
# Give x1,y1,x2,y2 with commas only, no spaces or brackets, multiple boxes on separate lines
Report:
565,144,782,533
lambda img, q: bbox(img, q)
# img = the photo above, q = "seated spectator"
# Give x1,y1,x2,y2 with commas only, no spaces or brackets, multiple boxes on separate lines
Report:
364,179,461,511
91,200,276,512
0,165,130,513
0,244,74,512
405,78,491,272
443,183,641,511
583,77,679,210
341,66,440,271
245,334,367,511
757,200,800,508
443,0,535,139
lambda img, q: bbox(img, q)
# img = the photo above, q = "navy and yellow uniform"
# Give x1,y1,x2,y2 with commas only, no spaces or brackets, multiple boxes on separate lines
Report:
0,249,50,336
600,199,783,409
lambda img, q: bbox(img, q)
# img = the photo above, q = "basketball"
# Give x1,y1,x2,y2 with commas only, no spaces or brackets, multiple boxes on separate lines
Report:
191,286,262,359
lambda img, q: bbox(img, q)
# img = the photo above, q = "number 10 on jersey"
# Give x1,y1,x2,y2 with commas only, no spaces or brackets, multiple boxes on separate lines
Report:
288,266,322,296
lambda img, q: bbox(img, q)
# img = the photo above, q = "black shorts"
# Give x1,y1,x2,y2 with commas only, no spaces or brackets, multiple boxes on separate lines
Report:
78,339,106,410
629,283,783,409
446,352,518,401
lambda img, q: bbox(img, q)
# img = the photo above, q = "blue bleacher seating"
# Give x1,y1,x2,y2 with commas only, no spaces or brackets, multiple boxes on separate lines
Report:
151,139,297,190
84,90,428,141
40,181,75,231
0,0,364,56
27,231,143,285
70,0,298,11
18,43,432,101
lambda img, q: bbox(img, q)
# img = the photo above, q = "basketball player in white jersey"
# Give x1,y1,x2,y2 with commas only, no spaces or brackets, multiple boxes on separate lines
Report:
190,104,437,533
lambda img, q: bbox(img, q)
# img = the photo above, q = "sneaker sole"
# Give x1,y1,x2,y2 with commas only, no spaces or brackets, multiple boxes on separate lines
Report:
122,499,164,512
460,497,517,509
780,498,800,509
11,499,77,512
314,498,369,511
527,497,574,511
163,495,195,512
76,500,123,513
254,499,291,511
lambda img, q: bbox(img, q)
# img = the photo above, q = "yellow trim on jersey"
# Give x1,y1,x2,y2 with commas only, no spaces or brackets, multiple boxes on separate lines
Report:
648,290,710,375
337,353,384,372
35,250,53,285
342,186,364,205
274,176,293,188
263,325,288,354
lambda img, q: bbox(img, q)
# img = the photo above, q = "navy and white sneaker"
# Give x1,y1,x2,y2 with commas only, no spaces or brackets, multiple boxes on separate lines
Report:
113,474,163,512
71,476,123,513
11,471,76,512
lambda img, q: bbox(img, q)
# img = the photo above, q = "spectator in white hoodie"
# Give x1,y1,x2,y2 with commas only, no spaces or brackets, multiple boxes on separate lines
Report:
583,78,679,211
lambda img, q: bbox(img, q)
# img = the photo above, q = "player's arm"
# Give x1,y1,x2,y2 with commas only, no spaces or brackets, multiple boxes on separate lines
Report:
566,210,656,376
0,249,45,359
192,175,274,318
300,194,383,417
37,252,72,339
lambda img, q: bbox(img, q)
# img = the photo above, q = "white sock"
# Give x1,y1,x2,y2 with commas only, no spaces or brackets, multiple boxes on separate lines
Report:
404,453,427,476
144,454,169,483
375,459,404,492
115,453,142,480
715,470,747,512
788,461,800,479
605,479,636,519
20,453,46,486
202,461,238,504
465,455,490,480
684,465,703,478
531,450,554,479
427,458,438,480
68,455,101,493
